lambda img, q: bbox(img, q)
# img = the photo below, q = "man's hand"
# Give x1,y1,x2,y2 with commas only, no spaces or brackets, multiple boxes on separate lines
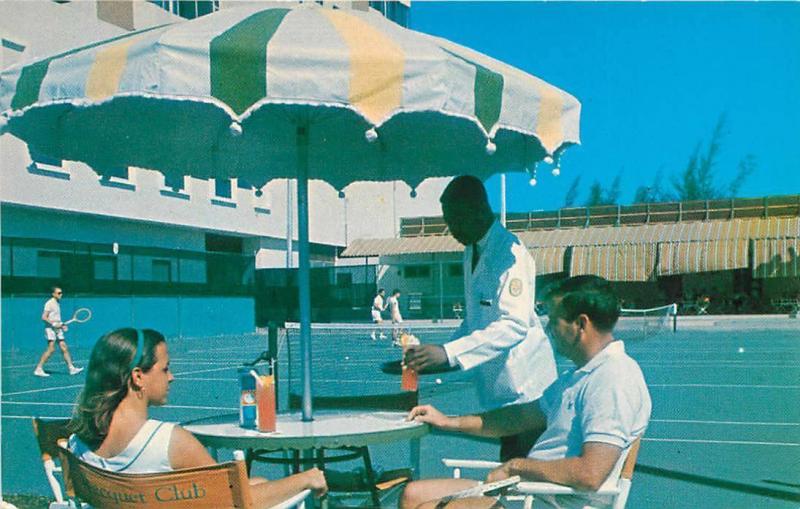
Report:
301,468,328,497
404,344,448,372
407,404,455,429
486,461,514,483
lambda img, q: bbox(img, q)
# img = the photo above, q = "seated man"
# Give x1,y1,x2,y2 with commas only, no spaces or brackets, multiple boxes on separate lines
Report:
402,275,651,509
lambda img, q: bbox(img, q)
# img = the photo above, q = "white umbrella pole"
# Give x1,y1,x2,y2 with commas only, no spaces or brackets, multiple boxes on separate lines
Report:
296,125,313,421
500,173,507,227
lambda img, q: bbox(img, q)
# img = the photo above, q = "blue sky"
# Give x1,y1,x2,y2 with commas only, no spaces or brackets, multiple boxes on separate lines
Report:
411,2,800,213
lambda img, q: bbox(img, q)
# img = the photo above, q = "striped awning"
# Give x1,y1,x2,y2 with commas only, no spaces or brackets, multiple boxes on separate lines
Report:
529,246,567,275
569,244,657,282
343,216,800,280
657,239,749,276
515,216,800,248
752,238,800,278
342,236,463,258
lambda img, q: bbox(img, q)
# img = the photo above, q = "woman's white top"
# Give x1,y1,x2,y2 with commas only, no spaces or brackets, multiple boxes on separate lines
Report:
69,419,176,473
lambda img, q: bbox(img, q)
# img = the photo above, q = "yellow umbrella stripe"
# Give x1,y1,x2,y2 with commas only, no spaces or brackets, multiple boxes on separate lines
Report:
86,37,141,101
321,10,404,125
533,82,565,154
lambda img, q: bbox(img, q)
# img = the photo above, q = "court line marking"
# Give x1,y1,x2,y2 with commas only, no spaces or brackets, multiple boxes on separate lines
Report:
2,384,84,397
5,401,797,429
1,411,796,449
172,366,240,376
652,419,800,426
1,401,237,412
650,384,800,389
643,438,800,447
0,367,235,397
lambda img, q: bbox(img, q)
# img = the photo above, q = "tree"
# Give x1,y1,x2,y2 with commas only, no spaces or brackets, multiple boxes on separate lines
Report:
585,181,605,207
728,154,757,197
584,171,622,207
633,169,666,203
563,175,581,208
605,172,621,205
669,114,757,201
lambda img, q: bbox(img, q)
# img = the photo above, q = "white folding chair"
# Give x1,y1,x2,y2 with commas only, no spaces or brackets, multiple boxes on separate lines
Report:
442,438,641,509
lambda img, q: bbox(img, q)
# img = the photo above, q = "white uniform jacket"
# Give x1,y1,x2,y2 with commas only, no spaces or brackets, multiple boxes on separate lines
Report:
444,221,557,410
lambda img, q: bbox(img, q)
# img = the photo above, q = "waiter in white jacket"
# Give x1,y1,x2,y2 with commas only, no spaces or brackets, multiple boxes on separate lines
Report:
404,175,557,460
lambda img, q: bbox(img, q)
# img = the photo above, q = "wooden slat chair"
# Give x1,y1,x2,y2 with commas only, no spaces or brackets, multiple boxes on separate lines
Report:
57,443,310,509
443,437,642,509
31,418,72,508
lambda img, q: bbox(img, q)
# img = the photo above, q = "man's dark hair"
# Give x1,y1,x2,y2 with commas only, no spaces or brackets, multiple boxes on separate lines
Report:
392,289,400,295
50,285,62,294
440,175,490,207
545,276,621,333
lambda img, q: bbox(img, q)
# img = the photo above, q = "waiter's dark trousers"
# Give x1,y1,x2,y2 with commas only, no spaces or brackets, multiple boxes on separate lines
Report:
500,429,543,462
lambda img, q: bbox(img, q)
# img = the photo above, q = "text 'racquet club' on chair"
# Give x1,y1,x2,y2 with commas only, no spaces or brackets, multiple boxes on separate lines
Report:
442,437,642,509
56,442,310,509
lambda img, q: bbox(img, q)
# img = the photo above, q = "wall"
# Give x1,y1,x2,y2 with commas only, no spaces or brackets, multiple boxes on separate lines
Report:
1,295,255,351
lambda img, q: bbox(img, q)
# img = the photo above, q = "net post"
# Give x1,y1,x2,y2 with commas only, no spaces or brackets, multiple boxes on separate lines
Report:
672,304,678,333
268,321,280,411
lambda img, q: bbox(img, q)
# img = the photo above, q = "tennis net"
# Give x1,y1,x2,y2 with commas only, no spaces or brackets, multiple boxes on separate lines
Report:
617,303,678,340
281,321,461,401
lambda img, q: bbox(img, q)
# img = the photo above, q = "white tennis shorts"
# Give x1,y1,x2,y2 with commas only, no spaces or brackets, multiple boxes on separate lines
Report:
45,328,65,342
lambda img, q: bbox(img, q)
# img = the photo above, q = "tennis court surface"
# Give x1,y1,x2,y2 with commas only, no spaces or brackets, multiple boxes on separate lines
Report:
2,317,799,507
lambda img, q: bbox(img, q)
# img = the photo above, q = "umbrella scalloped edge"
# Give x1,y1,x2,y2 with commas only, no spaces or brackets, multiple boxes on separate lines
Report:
2,91,579,158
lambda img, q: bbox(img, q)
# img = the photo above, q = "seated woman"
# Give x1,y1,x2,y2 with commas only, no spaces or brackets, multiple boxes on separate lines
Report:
68,328,326,508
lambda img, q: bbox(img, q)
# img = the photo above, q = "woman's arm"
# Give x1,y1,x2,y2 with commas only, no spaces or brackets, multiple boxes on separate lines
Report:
250,469,328,508
169,426,327,506
168,426,216,469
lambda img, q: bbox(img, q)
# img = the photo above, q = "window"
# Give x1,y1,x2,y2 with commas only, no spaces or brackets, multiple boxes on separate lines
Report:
148,0,218,19
205,233,243,253
211,178,236,207
336,273,353,287
369,1,409,27
27,148,67,178
1,244,11,276
215,178,233,199
2,38,26,52
93,256,117,280
404,265,431,279
98,166,135,190
152,259,172,282
160,174,189,200
163,174,185,192
100,166,129,179
37,252,62,278
448,263,464,277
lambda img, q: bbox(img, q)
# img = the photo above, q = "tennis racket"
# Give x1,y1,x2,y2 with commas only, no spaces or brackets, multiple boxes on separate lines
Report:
435,476,521,507
63,308,92,325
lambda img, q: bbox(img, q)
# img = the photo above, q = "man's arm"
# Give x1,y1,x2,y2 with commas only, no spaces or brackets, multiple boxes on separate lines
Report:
42,306,56,328
408,400,546,439
488,442,622,491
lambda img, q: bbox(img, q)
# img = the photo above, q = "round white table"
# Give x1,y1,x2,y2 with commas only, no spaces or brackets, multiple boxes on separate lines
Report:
185,411,428,451
184,410,429,485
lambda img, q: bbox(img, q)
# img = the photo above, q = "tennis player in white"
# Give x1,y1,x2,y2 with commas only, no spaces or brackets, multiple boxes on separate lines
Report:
34,286,83,377
371,288,387,341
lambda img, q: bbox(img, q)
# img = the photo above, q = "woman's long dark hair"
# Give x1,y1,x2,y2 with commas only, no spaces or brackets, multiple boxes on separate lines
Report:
69,328,165,450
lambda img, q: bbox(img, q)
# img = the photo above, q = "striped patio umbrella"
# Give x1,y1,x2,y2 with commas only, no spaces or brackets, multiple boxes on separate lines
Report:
0,4,580,420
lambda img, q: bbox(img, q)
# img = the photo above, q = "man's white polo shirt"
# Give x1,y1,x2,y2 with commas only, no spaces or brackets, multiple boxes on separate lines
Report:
528,340,651,508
